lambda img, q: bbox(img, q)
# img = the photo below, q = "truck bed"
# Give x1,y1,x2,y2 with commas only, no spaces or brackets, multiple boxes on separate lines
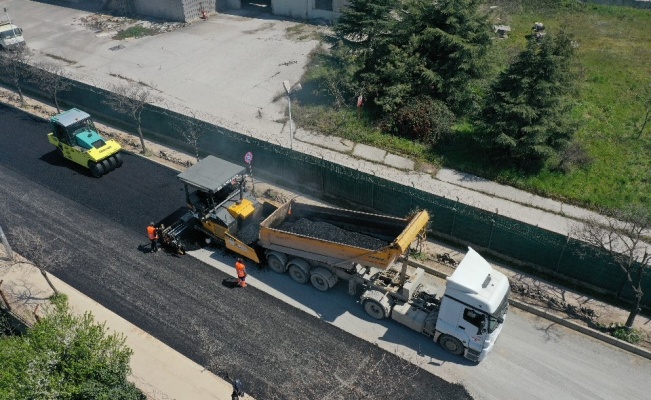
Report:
258,201,429,270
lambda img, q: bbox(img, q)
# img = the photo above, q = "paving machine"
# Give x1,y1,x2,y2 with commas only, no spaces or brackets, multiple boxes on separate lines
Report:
160,155,277,260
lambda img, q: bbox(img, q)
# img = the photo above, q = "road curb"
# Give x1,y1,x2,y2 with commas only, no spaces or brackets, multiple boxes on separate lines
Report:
509,299,651,360
405,258,651,361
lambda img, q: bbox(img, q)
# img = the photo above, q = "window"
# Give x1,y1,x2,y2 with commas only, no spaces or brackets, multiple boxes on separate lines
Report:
463,308,485,330
314,0,333,11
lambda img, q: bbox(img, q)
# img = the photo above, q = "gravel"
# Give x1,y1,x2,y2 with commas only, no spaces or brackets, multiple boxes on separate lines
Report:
278,218,389,250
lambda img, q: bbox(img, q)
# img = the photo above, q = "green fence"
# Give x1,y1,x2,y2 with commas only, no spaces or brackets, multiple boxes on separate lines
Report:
5,70,650,308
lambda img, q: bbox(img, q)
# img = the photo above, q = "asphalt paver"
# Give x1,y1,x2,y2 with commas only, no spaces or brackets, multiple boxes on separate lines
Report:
0,104,471,399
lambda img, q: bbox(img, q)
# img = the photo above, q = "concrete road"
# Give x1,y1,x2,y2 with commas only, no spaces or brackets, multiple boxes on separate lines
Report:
5,0,314,136
0,104,470,399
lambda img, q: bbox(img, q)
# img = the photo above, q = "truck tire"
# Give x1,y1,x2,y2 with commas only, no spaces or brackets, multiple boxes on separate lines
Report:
438,334,465,356
363,299,387,319
267,253,287,274
310,268,336,292
114,152,124,167
105,156,117,171
287,259,310,284
102,158,113,172
88,161,105,178
361,290,391,319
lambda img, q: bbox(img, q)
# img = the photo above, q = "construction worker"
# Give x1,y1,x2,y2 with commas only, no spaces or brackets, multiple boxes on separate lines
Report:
235,258,247,287
147,222,159,253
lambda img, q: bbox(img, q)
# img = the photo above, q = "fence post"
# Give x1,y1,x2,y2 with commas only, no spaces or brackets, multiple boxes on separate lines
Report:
0,225,13,261
556,234,571,273
450,197,459,236
487,209,498,250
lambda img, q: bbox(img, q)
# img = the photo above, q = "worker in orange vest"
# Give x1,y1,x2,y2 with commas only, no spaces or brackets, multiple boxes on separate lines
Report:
235,258,247,287
147,222,159,253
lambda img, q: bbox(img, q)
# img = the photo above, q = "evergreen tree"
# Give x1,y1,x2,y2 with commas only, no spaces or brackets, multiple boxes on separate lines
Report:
480,30,577,170
333,0,491,114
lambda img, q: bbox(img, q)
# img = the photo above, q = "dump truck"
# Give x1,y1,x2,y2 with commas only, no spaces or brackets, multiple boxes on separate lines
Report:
47,108,123,177
161,155,509,361
258,200,509,362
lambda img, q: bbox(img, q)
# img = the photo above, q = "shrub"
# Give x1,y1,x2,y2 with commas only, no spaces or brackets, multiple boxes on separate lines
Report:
391,96,455,146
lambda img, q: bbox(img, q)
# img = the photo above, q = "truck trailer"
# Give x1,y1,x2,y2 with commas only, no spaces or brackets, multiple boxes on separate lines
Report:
258,200,509,362
161,155,509,362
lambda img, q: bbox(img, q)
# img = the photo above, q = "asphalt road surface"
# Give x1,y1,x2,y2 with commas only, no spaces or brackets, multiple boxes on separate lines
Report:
0,104,471,399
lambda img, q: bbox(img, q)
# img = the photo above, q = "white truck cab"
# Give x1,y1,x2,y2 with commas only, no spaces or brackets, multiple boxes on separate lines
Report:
0,20,25,50
434,248,510,362
389,247,509,362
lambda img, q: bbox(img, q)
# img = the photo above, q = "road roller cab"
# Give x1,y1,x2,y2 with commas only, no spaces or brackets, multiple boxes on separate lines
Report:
47,108,123,177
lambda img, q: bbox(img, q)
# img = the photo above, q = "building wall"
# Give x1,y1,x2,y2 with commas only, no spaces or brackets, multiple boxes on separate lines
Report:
271,0,347,21
103,0,217,22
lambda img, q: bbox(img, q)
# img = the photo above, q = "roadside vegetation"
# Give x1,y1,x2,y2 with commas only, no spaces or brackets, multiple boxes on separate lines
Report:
295,0,651,213
114,25,159,40
0,295,144,399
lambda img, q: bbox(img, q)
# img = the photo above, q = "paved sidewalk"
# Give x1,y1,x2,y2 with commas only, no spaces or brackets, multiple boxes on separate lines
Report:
0,251,246,400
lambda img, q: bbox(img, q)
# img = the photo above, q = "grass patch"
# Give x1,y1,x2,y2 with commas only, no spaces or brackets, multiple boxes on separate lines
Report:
296,1,651,212
114,25,159,40
285,23,323,42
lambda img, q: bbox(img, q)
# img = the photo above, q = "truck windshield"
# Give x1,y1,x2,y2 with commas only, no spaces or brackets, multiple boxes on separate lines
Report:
488,290,509,333
0,28,22,39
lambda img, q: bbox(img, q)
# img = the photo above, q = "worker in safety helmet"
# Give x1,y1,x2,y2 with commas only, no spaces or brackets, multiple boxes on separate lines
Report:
235,258,247,287
147,222,159,253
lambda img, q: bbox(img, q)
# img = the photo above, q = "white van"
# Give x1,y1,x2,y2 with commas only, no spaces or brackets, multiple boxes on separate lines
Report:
0,20,26,50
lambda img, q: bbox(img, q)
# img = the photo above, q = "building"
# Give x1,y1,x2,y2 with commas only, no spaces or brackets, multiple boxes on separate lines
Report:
100,0,348,22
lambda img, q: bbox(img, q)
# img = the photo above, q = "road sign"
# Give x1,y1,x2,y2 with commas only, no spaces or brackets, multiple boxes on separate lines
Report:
244,151,253,164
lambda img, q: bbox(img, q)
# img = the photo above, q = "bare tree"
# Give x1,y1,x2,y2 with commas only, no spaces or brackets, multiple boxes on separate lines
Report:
30,61,73,113
9,227,70,296
634,83,651,139
104,82,158,154
175,110,204,162
571,206,651,328
0,47,31,106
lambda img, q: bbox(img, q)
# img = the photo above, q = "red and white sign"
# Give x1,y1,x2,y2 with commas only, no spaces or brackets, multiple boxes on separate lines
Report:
244,151,253,164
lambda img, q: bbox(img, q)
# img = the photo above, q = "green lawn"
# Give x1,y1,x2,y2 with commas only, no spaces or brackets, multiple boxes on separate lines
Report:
297,2,651,212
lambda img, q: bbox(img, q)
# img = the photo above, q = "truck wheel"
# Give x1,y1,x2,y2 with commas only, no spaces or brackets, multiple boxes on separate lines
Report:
288,264,309,284
439,334,465,356
88,161,105,178
363,299,387,320
114,152,124,167
102,158,114,172
267,254,287,274
106,156,118,171
310,273,330,291
310,268,336,292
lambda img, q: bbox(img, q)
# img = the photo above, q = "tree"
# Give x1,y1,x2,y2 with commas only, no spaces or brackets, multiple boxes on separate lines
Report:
0,297,144,399
0,47,31,106
9,227,69,296
104,83,158,154
334,0,492,114
175,110,204,162
571,206,651,328
479,30,578,170
30,61,73,113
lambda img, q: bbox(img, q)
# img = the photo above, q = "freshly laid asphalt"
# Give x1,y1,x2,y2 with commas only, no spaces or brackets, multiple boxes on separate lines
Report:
0,104,472,399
